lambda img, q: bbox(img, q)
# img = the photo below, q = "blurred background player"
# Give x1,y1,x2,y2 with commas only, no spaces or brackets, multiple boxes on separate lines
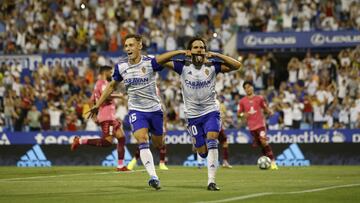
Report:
238,81,278,170
154,37,242,191
71,65,129,171
127,86,169,170
88,34,165,190
217,98,232,168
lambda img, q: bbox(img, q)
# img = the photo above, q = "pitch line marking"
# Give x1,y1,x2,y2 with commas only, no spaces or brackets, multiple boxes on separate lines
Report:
194,183,360,203
0,169,146,182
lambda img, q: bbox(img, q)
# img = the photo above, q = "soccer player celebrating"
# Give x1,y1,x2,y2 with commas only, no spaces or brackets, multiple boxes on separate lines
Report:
238,81,278,170
127,89,169,171
153,37,242,191
88,34,165,190
71,65,129,172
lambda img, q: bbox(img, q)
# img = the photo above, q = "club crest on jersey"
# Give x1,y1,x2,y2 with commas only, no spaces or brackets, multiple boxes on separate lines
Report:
141,67,146,74
204,68,209,76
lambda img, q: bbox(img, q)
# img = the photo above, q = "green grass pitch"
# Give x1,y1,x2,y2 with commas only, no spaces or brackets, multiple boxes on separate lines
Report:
0,166,359,203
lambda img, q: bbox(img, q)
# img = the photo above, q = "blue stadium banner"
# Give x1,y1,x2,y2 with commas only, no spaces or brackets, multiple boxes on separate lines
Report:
237,30,360,49
1,129,359,145
42,52,125,67
42,53,89,68
0,55,42,71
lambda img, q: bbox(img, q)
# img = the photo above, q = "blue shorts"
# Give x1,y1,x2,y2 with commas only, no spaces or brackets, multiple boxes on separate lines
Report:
128,110,163,136
187,111,221,148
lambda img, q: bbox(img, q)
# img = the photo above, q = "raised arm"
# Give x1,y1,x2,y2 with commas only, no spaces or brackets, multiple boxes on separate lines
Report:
208,52,242,73
155,50,187,69
88,80,118,118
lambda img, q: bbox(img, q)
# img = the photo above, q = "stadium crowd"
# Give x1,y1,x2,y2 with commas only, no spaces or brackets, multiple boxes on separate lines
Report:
0,0,359,132
1,45,359,132
0,0,359,54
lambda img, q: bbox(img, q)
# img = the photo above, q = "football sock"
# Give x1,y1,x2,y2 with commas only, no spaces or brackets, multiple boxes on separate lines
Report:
197,153,204,164
139,142,158,179
158,145,167,163
117,137,125,167
207,139,218,185
86,139,112,147
117,160,124,168
223,146,229,161
262,145,274,160
80,138,88,145
135,147,140,160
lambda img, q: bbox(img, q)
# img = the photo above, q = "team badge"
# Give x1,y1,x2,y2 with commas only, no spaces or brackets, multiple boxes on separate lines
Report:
141,67,146,74
204,68,209,76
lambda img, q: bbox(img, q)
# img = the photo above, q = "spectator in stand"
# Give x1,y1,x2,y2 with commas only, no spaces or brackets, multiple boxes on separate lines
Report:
48,103,62,131
26,105,41,131
40,108,51,131
3,92,18,132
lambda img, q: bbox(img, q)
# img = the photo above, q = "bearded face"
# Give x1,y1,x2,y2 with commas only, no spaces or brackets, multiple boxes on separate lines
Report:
190,40,206,66
192,53,205,66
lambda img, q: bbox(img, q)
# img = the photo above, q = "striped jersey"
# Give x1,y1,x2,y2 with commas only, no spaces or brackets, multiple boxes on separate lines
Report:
173,60,222,118
113,56,163,112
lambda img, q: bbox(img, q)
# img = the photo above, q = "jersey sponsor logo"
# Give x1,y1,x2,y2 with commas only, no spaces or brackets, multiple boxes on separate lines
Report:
101,147,132,166
184,79,211,89
276,143,310,166
124,77,149,86
248,106,257,115
17,145,52,167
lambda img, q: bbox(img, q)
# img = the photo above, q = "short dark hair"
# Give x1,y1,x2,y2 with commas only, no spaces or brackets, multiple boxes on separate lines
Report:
124,34,142,42
243,81,253,89
187,37,207,51
99,65,112,73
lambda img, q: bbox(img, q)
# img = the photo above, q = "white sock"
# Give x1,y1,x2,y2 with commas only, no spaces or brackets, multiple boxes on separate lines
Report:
140,148,158,179
197,153,204,164
207,148,218,185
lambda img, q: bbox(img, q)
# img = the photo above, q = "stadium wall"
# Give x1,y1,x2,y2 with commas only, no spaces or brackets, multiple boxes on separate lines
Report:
0,129,359,166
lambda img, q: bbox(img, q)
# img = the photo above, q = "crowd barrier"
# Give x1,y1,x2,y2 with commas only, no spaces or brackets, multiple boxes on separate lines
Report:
0,129,359,167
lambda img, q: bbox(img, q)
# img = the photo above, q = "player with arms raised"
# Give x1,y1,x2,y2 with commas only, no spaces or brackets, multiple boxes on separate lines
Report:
88,34,165,190
238,81,278,170
153,37,242,191
71,65,129,171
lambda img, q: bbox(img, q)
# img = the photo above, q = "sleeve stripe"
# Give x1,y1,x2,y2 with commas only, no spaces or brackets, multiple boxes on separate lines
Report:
112,64,123,82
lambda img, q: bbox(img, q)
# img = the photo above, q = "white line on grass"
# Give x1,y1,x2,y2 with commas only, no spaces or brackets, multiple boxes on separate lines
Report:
195,183,360,203
0,169,146,182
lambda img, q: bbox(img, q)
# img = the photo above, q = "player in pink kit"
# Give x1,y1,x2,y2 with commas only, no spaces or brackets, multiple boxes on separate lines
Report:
71,65,130,171
238,81,278,170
